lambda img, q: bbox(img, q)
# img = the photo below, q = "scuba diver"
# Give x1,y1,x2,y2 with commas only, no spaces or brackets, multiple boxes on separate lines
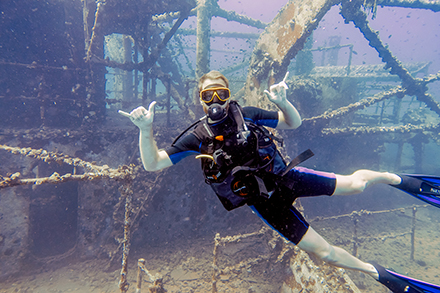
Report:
119,70,440,293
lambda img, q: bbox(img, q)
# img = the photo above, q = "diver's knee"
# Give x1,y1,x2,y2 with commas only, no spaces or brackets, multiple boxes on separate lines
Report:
349,170,369,193
352,182,367,193
315,245,337,264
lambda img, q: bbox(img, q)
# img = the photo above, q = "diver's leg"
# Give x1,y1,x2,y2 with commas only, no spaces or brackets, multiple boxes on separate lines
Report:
297,225,440,292
297,226,379,279
334,170,401,196
251,200,378,278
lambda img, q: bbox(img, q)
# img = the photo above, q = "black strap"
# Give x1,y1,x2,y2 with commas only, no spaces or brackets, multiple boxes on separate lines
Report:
280,149,314,176
171,115,207,147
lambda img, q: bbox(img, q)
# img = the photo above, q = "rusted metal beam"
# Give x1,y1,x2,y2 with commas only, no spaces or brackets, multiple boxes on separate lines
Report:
144,7,193,72
378,0,440,11
196,0,213,79
243,0,340,107
212,6,267,29
178,28,260,39
340,0,440,116
86,2,104,62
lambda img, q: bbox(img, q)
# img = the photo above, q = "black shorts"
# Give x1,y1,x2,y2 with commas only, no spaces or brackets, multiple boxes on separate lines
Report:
250,167,336,245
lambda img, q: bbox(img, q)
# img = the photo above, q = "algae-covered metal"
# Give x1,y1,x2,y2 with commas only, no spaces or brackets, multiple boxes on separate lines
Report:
244,0,339,107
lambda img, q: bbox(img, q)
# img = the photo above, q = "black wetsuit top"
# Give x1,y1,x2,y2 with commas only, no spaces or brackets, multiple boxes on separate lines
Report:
165,106,279,165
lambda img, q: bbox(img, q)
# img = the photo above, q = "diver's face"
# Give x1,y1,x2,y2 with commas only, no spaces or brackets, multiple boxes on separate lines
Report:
201,78,230,114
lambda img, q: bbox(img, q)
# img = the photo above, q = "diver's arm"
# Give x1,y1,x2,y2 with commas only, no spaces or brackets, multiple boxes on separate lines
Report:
264,72,302,130
139,127,173,171
118,101,173,171
274,99,301,130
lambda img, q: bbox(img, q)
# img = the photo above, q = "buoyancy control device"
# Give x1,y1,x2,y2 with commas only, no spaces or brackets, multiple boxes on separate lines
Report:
172,101,314,211
193,101,286,210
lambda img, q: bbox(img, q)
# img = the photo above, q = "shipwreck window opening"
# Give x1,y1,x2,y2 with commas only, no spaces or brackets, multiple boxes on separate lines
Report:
29,164,78,258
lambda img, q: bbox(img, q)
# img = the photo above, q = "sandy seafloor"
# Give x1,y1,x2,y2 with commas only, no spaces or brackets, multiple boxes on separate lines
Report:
0,205,439,293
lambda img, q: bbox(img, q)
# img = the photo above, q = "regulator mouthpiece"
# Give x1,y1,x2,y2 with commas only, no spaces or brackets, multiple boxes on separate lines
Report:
208,104,227,121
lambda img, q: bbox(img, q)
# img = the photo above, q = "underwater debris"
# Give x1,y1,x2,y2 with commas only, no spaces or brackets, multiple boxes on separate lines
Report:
136,258,166,293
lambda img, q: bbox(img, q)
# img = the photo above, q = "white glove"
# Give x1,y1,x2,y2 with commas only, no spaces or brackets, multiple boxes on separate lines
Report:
118,101,156,130
263,71,289,106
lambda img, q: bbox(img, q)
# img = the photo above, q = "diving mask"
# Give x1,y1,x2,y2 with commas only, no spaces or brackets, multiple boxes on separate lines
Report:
200,87,230,122
200,87,230,105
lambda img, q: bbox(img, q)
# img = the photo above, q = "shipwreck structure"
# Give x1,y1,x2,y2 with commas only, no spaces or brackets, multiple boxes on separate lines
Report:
1,0,440,291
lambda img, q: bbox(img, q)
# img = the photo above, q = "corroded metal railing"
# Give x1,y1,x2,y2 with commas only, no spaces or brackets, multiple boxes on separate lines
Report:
0,144,138,188
0,144,137,292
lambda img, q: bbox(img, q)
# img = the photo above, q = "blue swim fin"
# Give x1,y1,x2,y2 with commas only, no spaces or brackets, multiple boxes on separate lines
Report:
391,174,440,209
374,263,440,293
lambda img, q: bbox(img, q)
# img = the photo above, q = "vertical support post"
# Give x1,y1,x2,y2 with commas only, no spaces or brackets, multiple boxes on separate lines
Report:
412,135,424,173
144,75,156,107
393,97,402,124
379,100,385,125
82,0,91,54
196,0,212,79
83,1,106,124
352,214,359,257
136,258,145,293
134,41,139,101
395,142,403,171
141,27,149,106
212,233,221,293
123,35,133,103
185,79,190,104
36,78,48,127
410,207,417,261
346,45,353,75
327,36,341,66
320,40,327,66
64,0,87,126
118,184,133,293
151,77,156,103
167,76,171,127
142,72,149,106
